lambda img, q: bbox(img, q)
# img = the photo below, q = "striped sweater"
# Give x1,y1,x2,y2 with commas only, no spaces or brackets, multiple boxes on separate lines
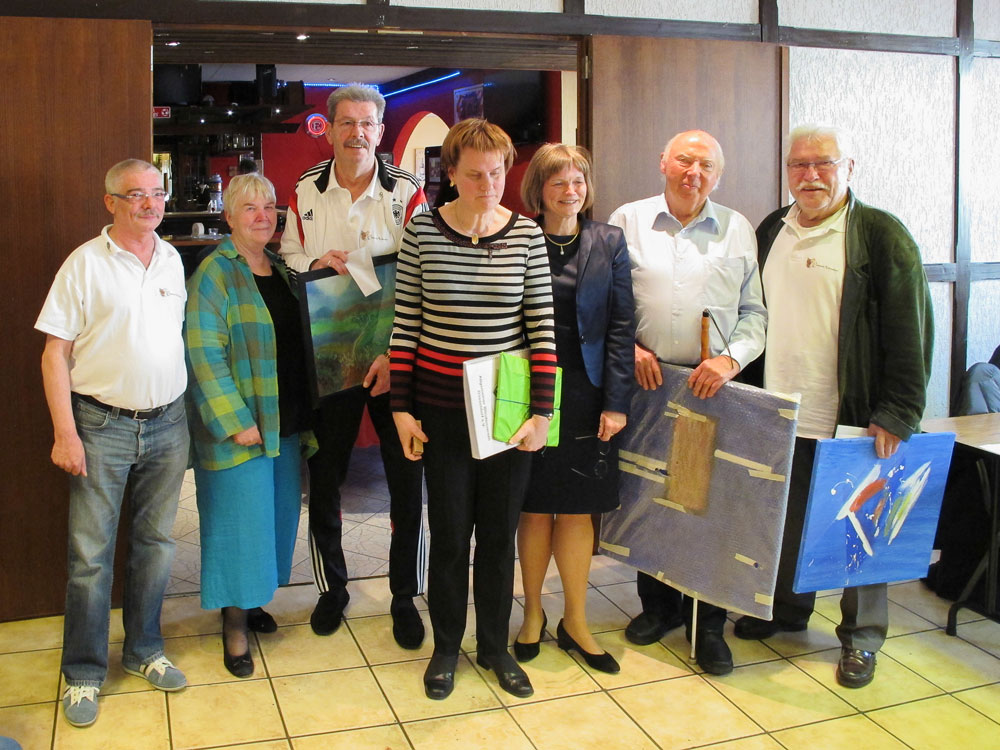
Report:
390,209,557,414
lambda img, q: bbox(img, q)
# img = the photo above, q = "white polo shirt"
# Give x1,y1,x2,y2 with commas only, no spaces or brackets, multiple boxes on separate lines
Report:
35,226,187,410
762,203,848,438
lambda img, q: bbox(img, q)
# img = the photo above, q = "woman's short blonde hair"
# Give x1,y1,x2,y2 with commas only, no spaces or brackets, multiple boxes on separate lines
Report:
519,143,595,215
222,172,276,217
440,118,516,175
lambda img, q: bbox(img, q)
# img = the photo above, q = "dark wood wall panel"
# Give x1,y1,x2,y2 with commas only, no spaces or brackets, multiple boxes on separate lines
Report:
0,16,152,621
588,36,782,226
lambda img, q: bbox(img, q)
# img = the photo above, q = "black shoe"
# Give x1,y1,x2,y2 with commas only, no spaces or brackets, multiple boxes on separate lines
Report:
247,607,277,634
513,611,547,663
423,652,458,700
836,647,876,688
391,598,425,650
311,589,349,636
556,619,620,674
476,651,534,698
733,615,807,640
691,630,733,676
223,647,255,678
624,611,683,645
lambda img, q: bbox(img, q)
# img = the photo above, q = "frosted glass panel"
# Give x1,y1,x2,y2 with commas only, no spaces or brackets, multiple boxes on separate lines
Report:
585,0,756,24
976,0,1000,41
968,280,1000,369
789,48,954,264
926,283,952,419
968,58,1000,262
779,0,955,37
394,0,560,9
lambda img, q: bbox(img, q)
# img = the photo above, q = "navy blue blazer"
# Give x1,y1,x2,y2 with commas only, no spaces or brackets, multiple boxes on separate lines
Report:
569,218,637,414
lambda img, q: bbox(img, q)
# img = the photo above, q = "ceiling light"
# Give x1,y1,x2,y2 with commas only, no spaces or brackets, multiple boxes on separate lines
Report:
165,41,180,47
296,34,309,41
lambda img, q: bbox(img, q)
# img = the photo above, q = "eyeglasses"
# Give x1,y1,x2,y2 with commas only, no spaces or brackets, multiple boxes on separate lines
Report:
111,191,168,203
674,155,717,174
333,119,380,133
786,158,846,173
571,434,612,480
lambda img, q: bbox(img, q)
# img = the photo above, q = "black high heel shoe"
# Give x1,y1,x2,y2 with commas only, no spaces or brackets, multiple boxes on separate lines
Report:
221,608,255,678
556,619,620,674
513,611,548,662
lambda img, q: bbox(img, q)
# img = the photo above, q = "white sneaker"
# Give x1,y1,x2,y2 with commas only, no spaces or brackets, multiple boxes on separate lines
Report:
62,685,99,727
122,655,187,691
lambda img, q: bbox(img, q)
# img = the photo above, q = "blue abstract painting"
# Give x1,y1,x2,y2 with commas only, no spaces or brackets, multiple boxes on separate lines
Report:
599,364,799,619
793,432,956,593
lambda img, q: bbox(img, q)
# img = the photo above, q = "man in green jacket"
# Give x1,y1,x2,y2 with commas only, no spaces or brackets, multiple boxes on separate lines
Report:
733,124,933,688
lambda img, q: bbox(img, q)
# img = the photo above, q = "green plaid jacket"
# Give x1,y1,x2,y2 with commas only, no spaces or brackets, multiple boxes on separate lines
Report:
185,238,311,470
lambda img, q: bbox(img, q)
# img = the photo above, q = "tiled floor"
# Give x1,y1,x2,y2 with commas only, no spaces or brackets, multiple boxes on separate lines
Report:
3,448,1000,749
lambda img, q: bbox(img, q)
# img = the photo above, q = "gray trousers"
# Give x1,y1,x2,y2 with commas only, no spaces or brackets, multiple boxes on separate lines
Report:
772,437,888,652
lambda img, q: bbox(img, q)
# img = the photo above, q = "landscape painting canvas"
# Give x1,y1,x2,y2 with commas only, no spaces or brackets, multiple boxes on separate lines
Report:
793,432,956,593
299,255,397,405
598,364,799,619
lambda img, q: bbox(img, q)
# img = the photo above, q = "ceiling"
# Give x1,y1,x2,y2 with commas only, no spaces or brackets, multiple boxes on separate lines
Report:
153,26,579,74
200,63,427,86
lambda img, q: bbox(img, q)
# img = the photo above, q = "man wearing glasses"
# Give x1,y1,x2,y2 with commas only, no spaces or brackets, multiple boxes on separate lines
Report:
609,130,767,675
733,124,932,688
36,160,189,727
280,84,428,646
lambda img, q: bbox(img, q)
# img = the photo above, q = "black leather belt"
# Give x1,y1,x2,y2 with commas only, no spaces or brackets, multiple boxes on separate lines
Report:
74,393,168,420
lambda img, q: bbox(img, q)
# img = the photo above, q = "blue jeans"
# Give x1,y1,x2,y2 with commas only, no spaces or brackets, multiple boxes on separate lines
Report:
61,395,189,687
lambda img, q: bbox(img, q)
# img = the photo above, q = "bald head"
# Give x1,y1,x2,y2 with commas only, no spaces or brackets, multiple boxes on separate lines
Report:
659,130,724,226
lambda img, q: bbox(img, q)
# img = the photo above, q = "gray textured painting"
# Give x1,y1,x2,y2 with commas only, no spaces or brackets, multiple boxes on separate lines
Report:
599,364,799,619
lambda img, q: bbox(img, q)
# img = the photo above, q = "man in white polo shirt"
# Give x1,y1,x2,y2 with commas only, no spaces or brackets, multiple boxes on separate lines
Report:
36,159,189,727
609,130,767,675
733,125,932,688
280,84,428,646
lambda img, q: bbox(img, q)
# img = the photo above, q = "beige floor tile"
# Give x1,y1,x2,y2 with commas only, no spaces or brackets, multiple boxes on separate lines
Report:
773,713,909,749
475,644,600,706
373,656,500,722
54,690,168,750
258,623,365,676
459,602,523,653
406,708,533,750
887,581,979,628
511,691,658,750
108,608,126,644
169,679,284,749
0,614,63,654
703,736,784,750
954,683,1000,723
512,556,563,598
814,595,938,638
569,629,692,689
293,724,410,749
0,701,56,750
611,674,761,749
706,659,855,731
90,642,155,696
344,576,394,618
957,618,1000,658
161,594,221,638
587,554,636,586
264,583,321,626
350,613,434,664
211,742,291,750
153,632,263,686
752,611,843,657
538,588,633,634
869,695,1000,750
594,581,642,619
273,668,396,735
0,648,62,706
880,629,1000,691
790,648,942,710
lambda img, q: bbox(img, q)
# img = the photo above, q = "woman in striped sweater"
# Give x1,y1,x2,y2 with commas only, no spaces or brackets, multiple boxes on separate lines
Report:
390,119,557,701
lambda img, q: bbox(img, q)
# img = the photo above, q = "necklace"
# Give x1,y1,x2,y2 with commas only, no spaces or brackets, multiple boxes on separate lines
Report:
544,228,580,255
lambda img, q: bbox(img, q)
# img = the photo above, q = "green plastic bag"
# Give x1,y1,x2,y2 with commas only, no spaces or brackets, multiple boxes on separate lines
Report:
492,352,562,447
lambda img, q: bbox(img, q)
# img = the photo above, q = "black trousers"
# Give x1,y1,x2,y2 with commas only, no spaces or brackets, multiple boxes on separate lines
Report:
771,437,888,652
419,407,531,657
307,388,424,599
636,573,728,634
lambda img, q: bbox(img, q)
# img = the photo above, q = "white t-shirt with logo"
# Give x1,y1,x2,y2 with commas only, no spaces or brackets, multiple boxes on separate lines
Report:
762,204,847,438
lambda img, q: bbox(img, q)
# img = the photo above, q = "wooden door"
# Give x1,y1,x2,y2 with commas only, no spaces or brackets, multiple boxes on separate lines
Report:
0,16,152,620
585,36,784,226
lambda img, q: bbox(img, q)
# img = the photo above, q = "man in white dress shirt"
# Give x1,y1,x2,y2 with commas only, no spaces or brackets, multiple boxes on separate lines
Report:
609,130,767,675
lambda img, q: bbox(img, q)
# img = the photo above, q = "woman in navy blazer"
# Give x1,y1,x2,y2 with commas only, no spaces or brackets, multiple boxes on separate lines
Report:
514,144,636,673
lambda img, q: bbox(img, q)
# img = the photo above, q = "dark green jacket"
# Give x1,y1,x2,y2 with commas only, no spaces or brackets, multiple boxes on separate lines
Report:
751,190,933,440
